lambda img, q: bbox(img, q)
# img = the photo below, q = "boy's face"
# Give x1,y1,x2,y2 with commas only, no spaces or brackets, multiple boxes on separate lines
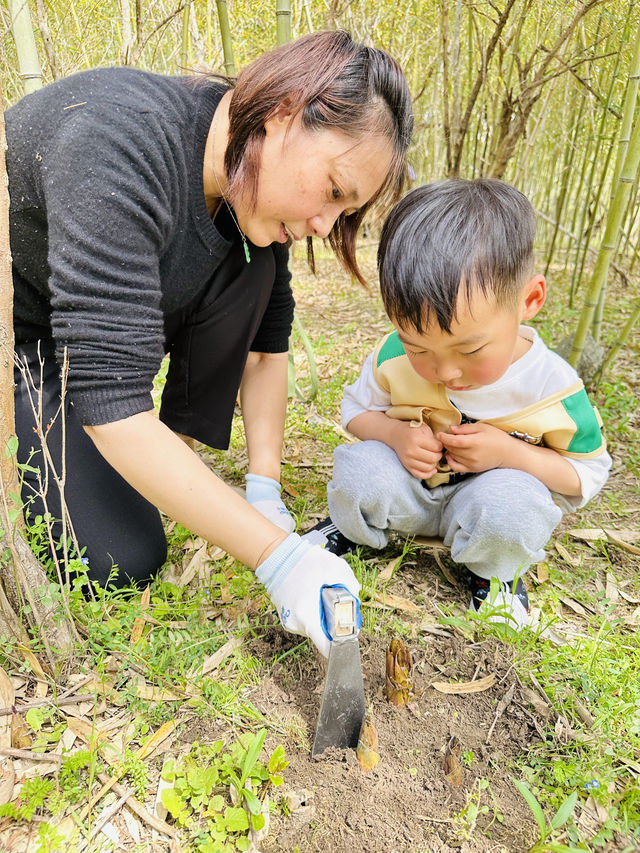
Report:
393,276,546,392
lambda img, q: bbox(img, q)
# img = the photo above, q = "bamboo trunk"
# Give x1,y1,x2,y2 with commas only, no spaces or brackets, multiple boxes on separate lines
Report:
276,0,292,46
7,0,43,94
569,49,640,368
215,0,236,76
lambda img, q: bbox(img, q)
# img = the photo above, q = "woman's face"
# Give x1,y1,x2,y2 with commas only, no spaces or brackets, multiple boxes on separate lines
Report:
234,110,394,248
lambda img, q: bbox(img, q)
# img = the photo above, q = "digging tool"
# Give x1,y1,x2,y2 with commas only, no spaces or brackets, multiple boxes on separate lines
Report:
312,586,366,757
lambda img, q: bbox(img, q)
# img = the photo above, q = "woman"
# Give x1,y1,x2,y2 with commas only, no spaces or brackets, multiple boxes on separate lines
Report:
7,31,413,656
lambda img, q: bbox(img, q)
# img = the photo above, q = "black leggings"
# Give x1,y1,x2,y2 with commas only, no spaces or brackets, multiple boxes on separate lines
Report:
14,246,276,588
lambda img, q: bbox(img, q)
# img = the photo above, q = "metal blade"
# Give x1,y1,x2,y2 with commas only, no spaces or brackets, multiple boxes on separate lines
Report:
312,635,366,757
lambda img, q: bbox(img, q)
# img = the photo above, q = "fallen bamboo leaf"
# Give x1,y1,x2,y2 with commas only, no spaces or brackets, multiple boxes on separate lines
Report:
65,717,122,767
177,543,209,587
0,757,15,806
412,536,449,551
136,720,176,761
17,647,48,699
0,668,15,749
536,562,550,583
129,585,151,645
605,572,619,605
356,716,380,773
431,673,496,694
385,639,413,706
554,541,581,566
442,736,463,786
192,636,242,678
371,591,420,614
378,555,402,583
568,528,607,542
603,528,640,556
433,549,458,586
618,584,640,604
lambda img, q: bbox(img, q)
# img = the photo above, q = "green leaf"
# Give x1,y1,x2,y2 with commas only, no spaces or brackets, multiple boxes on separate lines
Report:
550,791,578,829
209,794,225,812
223,806,249,832
161,787,188,819
250,812,265,831
26,708,45,732
240,728,266,785
236,838,251,852
5,436,18,459
512,778,546,841
241,788,262,815
268,744,289,774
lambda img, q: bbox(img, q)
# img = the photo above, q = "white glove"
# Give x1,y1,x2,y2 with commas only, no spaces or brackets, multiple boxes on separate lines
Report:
256,533,361,658
245,474,295,533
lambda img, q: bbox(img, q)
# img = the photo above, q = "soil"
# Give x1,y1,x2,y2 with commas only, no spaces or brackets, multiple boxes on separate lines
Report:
177,545,548,853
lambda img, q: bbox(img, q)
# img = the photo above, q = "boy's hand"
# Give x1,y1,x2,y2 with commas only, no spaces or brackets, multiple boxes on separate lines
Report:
389,421,444,479
437,422,515,473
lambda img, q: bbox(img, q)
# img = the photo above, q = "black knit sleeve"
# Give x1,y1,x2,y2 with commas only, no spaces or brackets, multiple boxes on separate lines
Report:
43,103,178,425
249,242,295,353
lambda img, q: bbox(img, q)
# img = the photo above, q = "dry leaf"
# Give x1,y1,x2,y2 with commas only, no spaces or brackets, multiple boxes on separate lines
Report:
371,591,420,614
136,720,176,760
605,572,619,605
18,647,48,699
378,555,402,583
192,636,242,678
431,673,496,694
0,667,15,749
617,584,640,604
536,562,550,583
129,585,151,645
568,528,607,542
356,716,380,773
177,543,209,588
603,528,640,556
554,541,581,566
385,639,413,706
442,736,463,786
412,536,449,551
11,715,32,749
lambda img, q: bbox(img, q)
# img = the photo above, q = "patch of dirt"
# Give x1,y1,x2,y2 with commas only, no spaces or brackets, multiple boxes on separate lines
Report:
237,624,542,853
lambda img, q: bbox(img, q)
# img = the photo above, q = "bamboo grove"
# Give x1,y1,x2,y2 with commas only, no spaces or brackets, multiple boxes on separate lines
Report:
2,0,640,372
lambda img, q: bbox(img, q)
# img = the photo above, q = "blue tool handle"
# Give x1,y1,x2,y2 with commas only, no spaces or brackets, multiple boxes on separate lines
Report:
321,586,360,641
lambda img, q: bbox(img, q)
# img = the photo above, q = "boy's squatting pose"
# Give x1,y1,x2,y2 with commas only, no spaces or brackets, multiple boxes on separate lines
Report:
304,179,611,627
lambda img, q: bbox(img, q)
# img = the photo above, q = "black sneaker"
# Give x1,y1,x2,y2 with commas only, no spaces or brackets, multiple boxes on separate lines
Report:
302,517,358,556
467,571,530,629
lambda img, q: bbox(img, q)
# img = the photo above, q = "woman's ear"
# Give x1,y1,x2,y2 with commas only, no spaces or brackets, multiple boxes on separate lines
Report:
264,99,295,137
520,274,547,321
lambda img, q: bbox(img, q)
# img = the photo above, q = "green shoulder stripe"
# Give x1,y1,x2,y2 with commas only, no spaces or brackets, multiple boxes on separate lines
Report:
562,389,602,453
376,331,406,367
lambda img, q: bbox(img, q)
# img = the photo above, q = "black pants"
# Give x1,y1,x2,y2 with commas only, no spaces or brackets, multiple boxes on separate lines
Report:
14,246,275,588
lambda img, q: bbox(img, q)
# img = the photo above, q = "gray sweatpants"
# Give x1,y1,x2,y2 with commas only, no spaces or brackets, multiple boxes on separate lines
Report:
328,441,563,582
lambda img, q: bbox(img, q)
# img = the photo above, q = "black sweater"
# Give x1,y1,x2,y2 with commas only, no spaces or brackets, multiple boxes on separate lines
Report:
6,67,294,425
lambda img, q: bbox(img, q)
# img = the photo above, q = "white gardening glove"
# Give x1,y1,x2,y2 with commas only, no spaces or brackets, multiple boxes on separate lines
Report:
245,473,295,533
256,533,361,658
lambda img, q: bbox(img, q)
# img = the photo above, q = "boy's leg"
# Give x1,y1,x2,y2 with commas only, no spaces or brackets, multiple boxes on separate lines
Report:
439,468,562,580
326,440,444,549
14,344,167,589
439,468,562,625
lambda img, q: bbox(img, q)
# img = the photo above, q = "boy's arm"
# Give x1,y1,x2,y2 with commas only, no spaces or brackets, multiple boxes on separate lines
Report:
437,422,582,495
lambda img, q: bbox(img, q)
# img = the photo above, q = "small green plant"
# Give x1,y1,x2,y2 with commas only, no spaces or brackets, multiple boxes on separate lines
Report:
512,777,580,852
160,729,289,851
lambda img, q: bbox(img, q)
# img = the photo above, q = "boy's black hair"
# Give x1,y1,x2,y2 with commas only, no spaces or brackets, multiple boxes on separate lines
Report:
377,179,536,334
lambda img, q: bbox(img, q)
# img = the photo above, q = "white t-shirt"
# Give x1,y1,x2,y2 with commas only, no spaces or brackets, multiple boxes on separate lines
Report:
341,326,611,512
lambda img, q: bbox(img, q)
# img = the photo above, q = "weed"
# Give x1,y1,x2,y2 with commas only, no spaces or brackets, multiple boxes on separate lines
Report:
160,729,289,851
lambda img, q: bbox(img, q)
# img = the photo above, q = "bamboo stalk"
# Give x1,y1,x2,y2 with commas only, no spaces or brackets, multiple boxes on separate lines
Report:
7,0,42,94
569,50,640,368
276,0,292,46
215,0,236,76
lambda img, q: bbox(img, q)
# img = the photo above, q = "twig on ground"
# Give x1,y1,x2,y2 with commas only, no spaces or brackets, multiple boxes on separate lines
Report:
0,694,99,717
0,747,62,762
94,771,179,839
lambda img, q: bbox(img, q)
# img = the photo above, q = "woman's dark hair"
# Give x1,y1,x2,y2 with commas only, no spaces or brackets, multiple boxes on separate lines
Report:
224,30,413,284
378,179,537,333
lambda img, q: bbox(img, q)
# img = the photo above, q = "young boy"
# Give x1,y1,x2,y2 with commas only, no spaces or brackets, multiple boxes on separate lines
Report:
305,179,611,627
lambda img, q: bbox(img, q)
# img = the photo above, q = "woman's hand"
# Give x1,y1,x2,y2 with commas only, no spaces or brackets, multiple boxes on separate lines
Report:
256,533,361,658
